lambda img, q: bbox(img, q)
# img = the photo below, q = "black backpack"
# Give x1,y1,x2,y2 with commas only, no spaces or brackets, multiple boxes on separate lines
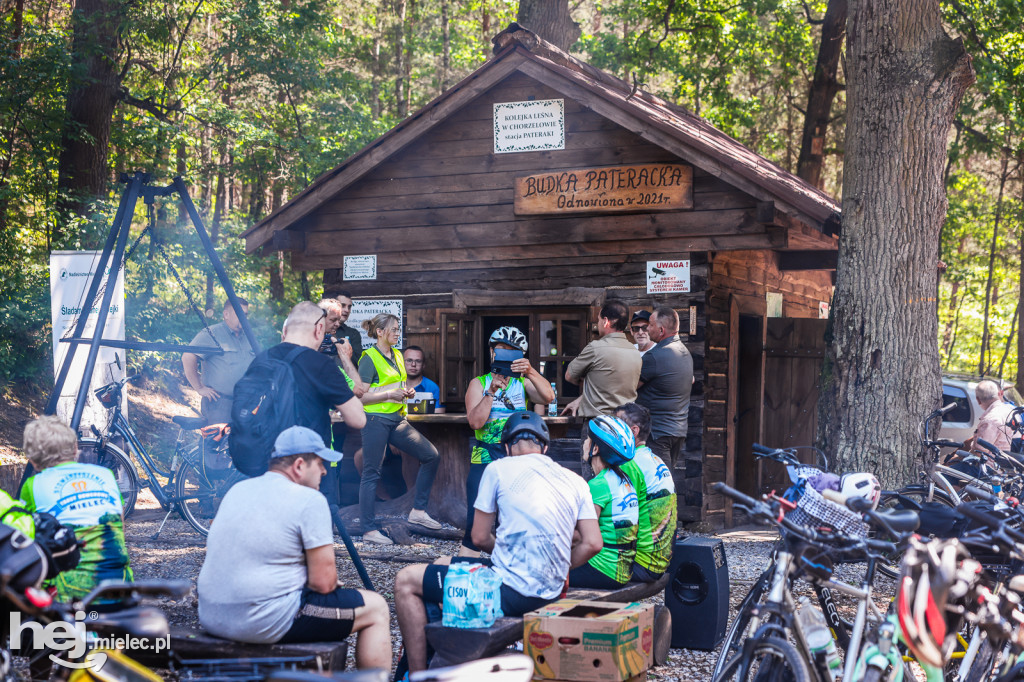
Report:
229,345,307,476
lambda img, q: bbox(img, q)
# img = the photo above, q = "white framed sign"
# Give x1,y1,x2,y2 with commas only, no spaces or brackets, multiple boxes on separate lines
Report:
493,99,565,154
50,251,127,428
349,299,403,351
343,255,377,281
767,292,784,318
646,259,690,294
818,301,830,319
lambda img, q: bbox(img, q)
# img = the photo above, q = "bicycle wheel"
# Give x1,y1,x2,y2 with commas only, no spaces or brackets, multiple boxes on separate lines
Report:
83,440,140,517
875,485,956,579
175,455,245,536
714,635,812,682
712,567,772,680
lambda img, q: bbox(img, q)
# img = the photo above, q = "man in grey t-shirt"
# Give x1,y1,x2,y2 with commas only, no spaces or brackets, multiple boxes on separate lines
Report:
182,298,256,424
197,427,390,670
637,305,693,468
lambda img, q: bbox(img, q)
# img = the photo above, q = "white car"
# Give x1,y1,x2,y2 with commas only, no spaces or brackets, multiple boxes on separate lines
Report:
939,375,1016,444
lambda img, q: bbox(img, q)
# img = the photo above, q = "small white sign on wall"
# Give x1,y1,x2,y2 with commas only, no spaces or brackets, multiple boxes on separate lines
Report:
767,292,784,318
819,301,830,319
646,260,690,294
349,299,403,351
494,99,565,154
343,255,377,281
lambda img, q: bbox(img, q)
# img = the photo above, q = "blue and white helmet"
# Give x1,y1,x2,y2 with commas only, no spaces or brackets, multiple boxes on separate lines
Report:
489,326,528,352
588,415,636,466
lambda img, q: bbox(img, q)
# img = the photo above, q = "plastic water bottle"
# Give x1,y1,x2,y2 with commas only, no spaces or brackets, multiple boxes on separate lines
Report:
548,382,558,416
797,597,840,681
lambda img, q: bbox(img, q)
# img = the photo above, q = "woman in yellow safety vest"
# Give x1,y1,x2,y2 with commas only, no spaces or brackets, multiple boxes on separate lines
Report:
357,313,441,545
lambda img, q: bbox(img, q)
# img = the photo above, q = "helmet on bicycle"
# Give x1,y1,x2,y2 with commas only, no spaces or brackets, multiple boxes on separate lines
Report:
489,326,528,352
840,472,881,509
500,412,550,448
585,416,636,467
896,537,981,668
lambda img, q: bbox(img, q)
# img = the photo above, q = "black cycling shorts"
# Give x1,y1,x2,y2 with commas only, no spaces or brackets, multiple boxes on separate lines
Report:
278,586,364,643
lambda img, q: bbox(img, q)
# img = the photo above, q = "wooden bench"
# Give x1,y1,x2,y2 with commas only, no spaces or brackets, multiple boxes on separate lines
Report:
423,572,672,669
131,627,349,673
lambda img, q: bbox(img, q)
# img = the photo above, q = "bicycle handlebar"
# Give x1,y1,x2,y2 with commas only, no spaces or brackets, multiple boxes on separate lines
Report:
955,502,1024,546
712,482,897,555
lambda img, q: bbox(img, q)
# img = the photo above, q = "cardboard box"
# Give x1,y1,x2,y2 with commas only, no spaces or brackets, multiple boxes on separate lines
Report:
523,600,654,682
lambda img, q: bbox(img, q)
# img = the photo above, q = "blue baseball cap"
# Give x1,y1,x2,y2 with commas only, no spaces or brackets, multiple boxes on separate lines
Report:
271,426,343,462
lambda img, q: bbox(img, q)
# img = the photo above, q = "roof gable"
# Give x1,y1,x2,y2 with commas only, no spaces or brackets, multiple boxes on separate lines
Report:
244,25,840,253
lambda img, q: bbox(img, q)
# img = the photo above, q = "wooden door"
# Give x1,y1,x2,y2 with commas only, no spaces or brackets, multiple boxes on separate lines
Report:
759,318,828,493
440,313,478,408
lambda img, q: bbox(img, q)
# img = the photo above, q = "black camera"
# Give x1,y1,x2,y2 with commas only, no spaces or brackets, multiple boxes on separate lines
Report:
319,335,339,356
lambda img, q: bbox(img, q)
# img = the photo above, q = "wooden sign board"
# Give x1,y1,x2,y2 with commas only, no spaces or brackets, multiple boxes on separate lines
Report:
515,164,692,215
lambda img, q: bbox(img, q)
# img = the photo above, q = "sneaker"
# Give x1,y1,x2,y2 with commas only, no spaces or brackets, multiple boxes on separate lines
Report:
407,509,442,530
363,530,393,545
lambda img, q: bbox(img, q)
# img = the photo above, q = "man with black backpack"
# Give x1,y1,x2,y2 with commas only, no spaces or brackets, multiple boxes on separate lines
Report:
230,301,366,477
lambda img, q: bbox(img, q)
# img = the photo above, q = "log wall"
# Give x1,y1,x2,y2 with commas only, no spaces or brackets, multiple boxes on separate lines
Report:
702,250,833,527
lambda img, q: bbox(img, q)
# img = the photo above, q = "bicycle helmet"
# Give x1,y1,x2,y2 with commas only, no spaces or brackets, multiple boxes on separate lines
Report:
489,326,528,352
500,412,550,447
586,415,636,467
896,537,981,668
840,472,881,509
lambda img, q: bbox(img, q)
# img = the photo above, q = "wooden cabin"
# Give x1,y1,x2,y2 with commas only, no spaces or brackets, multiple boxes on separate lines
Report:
242,25,840,528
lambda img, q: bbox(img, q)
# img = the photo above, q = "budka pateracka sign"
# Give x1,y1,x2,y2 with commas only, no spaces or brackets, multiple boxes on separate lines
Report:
514,164,693,215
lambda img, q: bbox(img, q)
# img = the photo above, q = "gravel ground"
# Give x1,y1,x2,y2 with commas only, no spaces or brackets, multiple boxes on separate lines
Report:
122,492,899,681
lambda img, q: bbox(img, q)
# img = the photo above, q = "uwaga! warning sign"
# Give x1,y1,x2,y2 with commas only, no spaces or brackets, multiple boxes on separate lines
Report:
647,260,690,294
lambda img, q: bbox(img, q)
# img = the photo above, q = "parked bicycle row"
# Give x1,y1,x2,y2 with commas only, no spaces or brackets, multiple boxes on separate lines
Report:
711,400,1024,682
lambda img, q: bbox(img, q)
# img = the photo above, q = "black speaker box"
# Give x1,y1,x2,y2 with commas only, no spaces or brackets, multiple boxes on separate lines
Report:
665,536,730,650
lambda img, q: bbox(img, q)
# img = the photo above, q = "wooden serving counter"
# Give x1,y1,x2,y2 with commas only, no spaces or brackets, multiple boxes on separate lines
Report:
331,412,586,527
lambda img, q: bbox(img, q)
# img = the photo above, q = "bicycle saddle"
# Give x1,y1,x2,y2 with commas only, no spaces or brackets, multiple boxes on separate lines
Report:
89,606,170,640
872,508,920,533
172,415,208,431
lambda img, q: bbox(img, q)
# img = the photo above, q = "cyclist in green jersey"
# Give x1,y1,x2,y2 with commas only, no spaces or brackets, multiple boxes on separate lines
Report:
569,415,639,589
21,416,131,603
615,402,677,581
461,327,553,556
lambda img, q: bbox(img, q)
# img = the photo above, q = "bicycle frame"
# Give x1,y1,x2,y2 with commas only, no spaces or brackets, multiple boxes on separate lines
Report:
740,549,887,682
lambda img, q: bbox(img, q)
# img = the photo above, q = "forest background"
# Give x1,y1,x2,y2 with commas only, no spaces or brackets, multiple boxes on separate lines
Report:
1,0,1022,394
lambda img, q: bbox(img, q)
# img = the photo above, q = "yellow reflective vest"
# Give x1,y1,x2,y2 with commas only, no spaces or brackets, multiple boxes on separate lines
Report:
361,346,407,416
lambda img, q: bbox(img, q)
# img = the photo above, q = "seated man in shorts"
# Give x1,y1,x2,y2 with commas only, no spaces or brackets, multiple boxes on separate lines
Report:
197,426,390,670
393,412,602,673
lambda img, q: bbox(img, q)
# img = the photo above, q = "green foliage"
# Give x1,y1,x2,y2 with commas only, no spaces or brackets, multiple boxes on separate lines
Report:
2,0,1024,397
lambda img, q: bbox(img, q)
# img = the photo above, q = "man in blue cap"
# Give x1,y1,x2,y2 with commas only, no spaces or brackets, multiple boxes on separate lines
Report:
198,426,391,670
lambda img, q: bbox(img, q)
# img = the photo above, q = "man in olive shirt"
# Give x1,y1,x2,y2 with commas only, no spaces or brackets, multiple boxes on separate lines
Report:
182,298,256,424
637,305,693,468
564,301,641,417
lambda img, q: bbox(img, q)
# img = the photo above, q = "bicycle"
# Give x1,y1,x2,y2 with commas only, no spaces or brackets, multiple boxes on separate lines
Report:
710,481,920,682
712,444,852,680
873,404,1024,578
81,372,246,537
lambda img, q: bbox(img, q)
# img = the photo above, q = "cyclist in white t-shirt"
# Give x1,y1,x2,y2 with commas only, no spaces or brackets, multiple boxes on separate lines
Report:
393,412,602,674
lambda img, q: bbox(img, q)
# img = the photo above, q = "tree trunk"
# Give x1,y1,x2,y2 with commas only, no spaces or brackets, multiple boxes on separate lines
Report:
516,0,580,51
371,5,382,119
1017,160,1024,392
818,0,974,486
440,0,450,92
394,0,408,118
979,158,1010,376
796,0,847,188
55,0,125,241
